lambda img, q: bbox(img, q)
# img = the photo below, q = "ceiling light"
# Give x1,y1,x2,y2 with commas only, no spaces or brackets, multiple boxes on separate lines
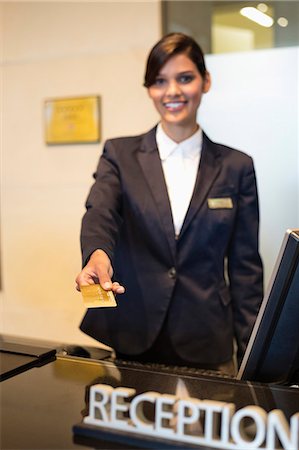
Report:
257,3,268,13
240,7,274,28
277,17,288,27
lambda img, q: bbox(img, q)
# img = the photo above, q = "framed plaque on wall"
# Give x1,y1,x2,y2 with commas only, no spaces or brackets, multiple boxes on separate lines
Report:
44,95,101,145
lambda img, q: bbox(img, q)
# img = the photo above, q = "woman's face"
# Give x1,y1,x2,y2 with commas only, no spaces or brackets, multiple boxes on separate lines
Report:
148,53,210,133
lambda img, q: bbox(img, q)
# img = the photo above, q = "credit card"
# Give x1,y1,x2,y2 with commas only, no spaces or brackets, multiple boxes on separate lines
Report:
81,284,117,308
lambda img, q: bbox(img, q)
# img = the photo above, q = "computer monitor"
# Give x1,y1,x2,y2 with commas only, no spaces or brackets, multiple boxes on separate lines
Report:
237,228,299,385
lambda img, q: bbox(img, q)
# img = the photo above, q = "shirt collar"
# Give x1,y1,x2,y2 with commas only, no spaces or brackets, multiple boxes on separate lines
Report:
156,123,202,161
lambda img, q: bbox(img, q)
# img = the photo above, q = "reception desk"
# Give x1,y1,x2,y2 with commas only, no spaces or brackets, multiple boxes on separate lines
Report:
1,336,298,450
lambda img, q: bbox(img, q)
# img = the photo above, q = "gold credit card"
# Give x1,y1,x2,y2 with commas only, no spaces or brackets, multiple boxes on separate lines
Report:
81,284,117,308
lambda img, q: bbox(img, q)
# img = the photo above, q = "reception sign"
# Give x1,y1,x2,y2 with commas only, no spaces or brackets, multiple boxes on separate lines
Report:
45,96,101,144
81,384,299,450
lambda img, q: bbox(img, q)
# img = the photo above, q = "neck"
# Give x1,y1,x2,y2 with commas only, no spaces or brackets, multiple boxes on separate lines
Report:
161,122,199,143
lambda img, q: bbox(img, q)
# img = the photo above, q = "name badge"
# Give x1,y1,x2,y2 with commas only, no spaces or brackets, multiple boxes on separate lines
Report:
208,197,233,209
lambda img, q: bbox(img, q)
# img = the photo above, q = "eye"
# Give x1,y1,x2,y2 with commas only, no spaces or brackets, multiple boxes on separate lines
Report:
153,77,166,86
178,74,194,84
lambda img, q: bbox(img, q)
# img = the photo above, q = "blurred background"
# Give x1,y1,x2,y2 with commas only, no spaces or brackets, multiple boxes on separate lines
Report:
1,0,298,347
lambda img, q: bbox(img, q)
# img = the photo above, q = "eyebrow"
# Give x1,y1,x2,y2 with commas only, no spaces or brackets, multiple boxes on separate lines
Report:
158,69,195,77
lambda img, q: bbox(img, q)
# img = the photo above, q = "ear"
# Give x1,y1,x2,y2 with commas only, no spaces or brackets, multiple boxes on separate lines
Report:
203,71,211,93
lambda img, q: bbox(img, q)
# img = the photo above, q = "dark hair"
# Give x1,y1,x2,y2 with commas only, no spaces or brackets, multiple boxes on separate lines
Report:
144,33,207,88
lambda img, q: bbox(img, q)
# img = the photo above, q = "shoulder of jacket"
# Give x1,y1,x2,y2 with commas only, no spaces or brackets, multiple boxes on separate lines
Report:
204,133,253,163
105,129,152,149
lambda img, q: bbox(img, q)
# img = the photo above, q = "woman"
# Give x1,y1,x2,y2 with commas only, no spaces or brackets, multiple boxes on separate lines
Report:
76,33,263,374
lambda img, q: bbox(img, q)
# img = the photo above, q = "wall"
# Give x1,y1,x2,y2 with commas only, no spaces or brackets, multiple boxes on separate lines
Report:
0,1,161,346
199,46,299,284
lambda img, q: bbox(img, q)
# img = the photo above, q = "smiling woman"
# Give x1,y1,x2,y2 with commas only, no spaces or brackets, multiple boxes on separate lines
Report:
147,53,211,142
75,33,263,373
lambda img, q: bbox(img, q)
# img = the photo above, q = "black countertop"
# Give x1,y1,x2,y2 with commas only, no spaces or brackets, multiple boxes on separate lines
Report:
1,337,298,449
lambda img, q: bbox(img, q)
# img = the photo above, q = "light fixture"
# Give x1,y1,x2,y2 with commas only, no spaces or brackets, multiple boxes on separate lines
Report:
240,6,274,28
277,17,288,28
257,3,268,13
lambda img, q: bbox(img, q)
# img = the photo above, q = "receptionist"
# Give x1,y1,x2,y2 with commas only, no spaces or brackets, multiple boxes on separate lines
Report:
75,32,263,375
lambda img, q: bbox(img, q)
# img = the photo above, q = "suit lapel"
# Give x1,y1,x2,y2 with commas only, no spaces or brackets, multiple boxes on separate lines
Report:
180,132,222,238
137,127,176,259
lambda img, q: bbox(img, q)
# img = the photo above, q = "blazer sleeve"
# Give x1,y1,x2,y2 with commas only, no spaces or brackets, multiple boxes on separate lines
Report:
80,140,123,266
228,158,263,363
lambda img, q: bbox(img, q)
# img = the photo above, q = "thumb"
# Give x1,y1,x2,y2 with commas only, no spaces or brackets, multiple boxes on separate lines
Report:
96,263,113,291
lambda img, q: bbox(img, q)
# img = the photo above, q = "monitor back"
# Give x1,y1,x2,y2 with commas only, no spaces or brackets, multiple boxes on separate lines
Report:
237,229,299,384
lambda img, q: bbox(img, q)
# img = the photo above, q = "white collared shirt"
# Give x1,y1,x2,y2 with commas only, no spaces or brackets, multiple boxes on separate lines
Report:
156,123,202,237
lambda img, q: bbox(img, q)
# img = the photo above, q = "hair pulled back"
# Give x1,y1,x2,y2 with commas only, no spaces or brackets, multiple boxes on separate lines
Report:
144,33,207,88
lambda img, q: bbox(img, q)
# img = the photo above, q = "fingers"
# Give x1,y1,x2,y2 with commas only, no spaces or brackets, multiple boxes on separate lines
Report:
111,281,125,294
75,271,99,291
75,278,125,294
75,249,125,294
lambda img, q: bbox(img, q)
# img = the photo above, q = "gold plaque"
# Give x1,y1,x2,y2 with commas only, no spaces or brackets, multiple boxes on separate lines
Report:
81,284,117,308
45,96,101,144
208,198,233,209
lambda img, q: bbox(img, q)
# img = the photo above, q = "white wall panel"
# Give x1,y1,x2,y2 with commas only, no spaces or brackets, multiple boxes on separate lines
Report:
198,47,299,286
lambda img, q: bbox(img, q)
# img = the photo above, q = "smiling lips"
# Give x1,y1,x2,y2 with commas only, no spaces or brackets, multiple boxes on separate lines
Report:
163,100,188,112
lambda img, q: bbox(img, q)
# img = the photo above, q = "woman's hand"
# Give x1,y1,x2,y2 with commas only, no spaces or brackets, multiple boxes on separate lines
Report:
75,249,125,294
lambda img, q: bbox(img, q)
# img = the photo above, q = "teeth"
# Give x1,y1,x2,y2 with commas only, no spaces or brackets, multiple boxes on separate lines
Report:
165,102,184,108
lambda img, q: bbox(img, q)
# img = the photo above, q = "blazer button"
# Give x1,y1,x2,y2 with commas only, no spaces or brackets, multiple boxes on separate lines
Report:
168,267,177,279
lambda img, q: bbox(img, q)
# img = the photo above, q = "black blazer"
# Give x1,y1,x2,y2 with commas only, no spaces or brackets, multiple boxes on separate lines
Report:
80,126,263,365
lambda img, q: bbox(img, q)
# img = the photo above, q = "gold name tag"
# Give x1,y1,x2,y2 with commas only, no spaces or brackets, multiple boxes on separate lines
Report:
208,197,233,209
81,284,117,308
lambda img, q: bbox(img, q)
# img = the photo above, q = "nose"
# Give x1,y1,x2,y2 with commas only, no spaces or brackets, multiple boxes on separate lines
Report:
165,79,181,97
